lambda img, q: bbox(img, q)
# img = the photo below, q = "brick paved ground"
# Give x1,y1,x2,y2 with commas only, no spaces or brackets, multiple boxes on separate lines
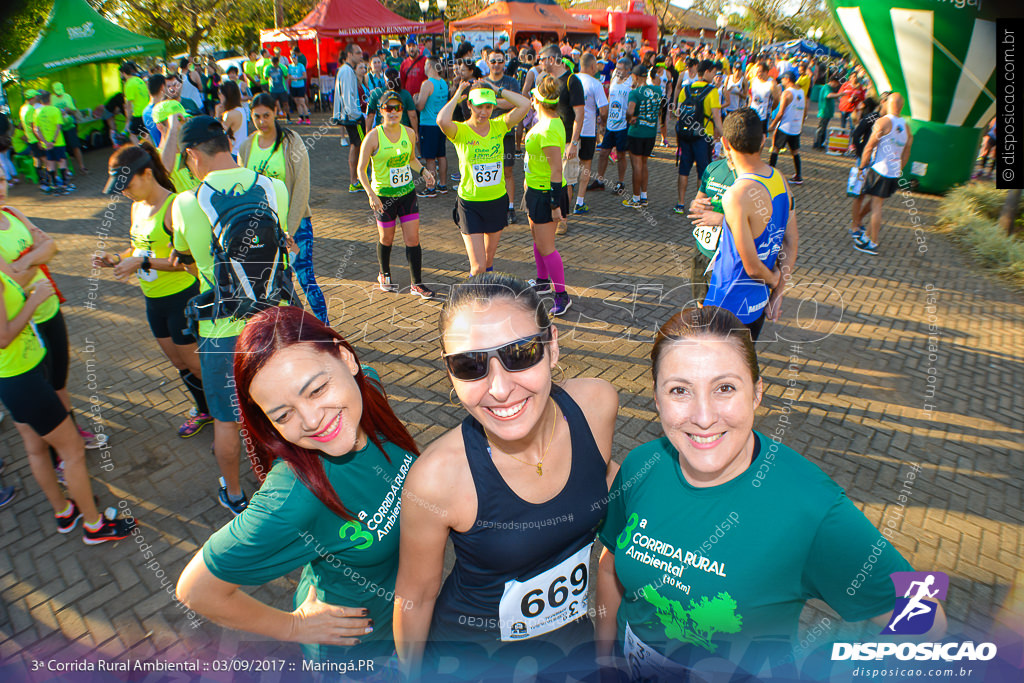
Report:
0,112,1021,682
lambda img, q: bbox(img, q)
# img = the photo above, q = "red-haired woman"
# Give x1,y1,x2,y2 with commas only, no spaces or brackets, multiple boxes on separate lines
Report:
176,306,418,668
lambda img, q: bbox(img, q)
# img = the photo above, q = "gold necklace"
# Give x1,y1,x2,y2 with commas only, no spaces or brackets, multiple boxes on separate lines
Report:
487,399,558,476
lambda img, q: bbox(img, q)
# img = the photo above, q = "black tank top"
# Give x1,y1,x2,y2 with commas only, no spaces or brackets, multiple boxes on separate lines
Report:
428,385,608,661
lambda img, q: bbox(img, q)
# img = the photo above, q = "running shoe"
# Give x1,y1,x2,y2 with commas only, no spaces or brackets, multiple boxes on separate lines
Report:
639,197,648,206
789,175,803,185
551,292,573,317
515,149,523,158
853,236,879,255
178,409,214,438
450,173,461,183
40,185,54,195
83,508,136,545
437,184,449,194
410,284,436,300
0,485,16,510
417,186,437,198
556,219,568,235
573,204,590,215
586,180,604,191
849,226,865,241
610,150,618,162
673,204,686,214
348,182,364,193
218,478,248,516
56,500,83,534
508,208,518,225
78,427,108,450
622,197,641,209
613,182,625,194
377,273,399,293
530,278,553,295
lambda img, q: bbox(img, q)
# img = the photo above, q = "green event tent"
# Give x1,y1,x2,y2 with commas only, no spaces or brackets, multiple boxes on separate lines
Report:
6,0,164,79
3,0,165,143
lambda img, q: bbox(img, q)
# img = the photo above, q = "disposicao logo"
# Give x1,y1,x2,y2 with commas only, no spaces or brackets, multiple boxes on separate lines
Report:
67,22,95,40
883,571,947,635
831,571,997,662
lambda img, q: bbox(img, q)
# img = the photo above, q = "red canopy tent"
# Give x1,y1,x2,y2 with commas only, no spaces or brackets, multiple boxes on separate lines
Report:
260,0,443,78
450,0,598,47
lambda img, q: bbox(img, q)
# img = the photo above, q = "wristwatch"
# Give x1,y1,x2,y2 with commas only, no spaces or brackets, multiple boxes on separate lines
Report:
141,255,152,273
497,87,504,100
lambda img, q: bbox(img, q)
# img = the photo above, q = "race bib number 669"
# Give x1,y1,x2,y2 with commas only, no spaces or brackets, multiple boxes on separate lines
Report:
498,542,592,641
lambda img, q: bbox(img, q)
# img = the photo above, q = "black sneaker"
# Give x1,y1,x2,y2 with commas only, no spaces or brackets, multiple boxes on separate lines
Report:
551,291,572,316
0,485,16,510
83,508,136,545
417,186,437,198
507,208,518,224
218,477,248,516
587,180,605,191
789,175,803,185
410,284,436,300
530,278,553,295
613,182,625,194
56,500,83,534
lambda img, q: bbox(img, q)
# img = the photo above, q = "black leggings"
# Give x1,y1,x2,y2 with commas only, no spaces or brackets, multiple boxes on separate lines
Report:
37,310,70,391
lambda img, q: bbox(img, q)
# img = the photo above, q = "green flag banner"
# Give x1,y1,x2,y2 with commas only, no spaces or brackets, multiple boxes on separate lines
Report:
826,0,998,193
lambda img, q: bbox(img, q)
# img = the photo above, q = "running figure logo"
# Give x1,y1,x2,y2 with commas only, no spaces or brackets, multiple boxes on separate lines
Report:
882,571,948,635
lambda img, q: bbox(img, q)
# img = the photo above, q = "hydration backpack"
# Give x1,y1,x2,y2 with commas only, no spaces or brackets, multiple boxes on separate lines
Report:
185,173,297,331
676,83,716,142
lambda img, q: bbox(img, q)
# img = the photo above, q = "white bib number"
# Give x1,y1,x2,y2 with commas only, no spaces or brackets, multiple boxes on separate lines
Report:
472,161,502,187
132,248,158,282
389,165,412,188
624,622,686,682
692,224,722,252
498,542,591,641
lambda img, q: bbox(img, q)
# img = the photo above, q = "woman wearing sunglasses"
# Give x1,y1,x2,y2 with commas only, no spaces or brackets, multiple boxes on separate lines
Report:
357,91,435,300
394,273,619,678
595,307,945,680
177,306,419,669
524,74,572,318
437,81,530,275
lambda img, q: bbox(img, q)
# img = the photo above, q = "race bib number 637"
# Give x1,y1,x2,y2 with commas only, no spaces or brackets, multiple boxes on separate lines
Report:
498,542,592,641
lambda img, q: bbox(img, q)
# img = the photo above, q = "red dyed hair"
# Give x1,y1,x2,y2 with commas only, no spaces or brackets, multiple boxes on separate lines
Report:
233,306,419,520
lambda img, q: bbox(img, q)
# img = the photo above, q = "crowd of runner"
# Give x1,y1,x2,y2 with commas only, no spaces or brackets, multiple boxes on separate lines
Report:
0,32,949,682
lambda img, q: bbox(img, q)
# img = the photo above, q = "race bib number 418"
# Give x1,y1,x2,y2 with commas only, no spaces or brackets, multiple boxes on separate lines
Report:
498,542,592,641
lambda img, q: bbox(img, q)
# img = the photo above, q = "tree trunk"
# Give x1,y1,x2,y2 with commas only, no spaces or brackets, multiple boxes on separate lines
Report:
274,0,285,28
999,188,1021,236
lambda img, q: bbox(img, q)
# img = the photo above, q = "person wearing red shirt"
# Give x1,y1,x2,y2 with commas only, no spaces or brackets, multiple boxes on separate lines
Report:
401,37,428,98
838,78,865,130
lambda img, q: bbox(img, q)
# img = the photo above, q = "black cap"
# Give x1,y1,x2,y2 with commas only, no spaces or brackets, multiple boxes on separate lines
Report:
631,65,648,78
179,115,228,152
102,153,153,195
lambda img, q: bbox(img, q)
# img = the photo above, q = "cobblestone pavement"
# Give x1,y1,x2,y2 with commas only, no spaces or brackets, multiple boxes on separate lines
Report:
0,113,1021,681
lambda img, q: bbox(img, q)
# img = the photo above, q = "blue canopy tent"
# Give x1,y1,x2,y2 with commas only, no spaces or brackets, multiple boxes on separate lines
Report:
764,39,842,58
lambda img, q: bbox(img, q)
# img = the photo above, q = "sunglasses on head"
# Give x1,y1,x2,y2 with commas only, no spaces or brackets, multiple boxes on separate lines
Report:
443,331,550,381
382,103,403,112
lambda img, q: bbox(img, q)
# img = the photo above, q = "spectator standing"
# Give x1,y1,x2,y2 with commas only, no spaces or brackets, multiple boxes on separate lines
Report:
484,50,523,224
573,53,608,214
813,76,841,149
400,37,428,101
334,43,366,193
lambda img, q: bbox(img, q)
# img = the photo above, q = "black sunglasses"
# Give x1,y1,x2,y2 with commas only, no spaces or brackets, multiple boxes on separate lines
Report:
443,331,550,381
489,59,505,64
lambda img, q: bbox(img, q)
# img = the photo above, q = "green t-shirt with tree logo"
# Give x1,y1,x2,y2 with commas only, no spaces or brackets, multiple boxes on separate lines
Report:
599,433,912,673
203,411,415,663
627,83,662,139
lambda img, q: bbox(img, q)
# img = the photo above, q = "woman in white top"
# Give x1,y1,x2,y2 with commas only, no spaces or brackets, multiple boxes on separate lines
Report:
723,70,747,116
218,80,248,160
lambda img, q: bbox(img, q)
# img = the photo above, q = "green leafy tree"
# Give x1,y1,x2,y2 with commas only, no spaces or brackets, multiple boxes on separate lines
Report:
1,0,54,68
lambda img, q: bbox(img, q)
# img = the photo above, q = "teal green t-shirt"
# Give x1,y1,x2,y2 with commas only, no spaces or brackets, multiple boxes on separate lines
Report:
818,85,837,120
694,158,737,258
598,433,912,674
627,84,662,138
203,421,416,663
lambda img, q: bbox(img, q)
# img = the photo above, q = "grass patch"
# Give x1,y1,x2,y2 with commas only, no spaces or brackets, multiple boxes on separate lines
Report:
935,184,1024,288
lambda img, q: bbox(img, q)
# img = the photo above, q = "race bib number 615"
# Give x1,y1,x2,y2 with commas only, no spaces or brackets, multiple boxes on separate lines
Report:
498,542,592,641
